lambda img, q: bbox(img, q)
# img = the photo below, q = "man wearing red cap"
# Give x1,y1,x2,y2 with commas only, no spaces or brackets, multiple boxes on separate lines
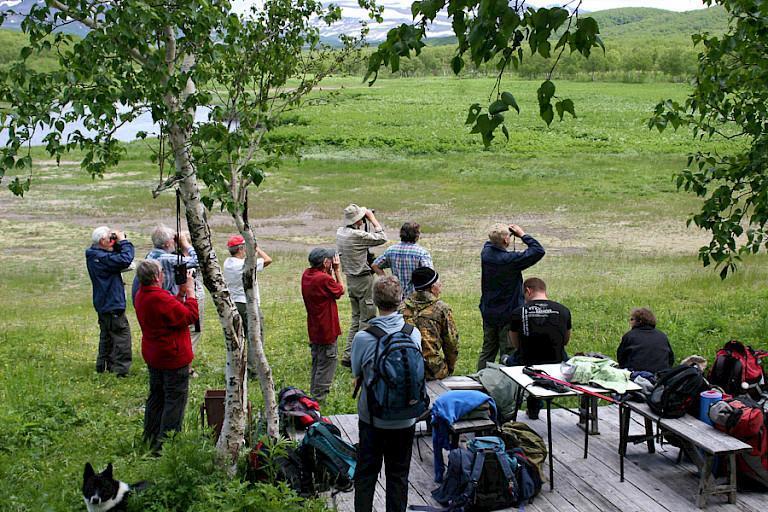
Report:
223,235,272,380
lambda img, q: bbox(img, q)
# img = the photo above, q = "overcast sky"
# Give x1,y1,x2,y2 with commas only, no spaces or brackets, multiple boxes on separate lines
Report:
231,0,711,13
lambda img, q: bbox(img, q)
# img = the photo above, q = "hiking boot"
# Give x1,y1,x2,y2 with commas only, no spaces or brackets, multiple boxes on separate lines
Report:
340,359,352,368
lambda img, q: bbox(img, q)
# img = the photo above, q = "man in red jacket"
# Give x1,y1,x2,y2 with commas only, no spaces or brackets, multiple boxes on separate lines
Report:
301,247,345,401
134,259,199,451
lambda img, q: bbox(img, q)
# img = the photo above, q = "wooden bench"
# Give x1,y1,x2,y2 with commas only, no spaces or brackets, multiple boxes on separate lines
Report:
619,401,752,508
424,379,496,448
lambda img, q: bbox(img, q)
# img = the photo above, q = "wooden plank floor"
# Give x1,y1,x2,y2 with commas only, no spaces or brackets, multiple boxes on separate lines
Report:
325,405,766,511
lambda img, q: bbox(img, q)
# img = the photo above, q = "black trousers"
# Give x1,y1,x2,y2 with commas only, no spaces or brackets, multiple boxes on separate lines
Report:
96,310,132,375
354,420,415,512
144,364,190,450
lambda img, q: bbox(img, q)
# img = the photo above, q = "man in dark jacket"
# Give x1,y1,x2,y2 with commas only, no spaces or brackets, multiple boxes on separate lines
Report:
135,259,198,451
477,223,545,371
85,226,135,376
617,307,674,373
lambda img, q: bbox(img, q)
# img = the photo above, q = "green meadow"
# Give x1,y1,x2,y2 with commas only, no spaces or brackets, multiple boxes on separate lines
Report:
1,77,766,510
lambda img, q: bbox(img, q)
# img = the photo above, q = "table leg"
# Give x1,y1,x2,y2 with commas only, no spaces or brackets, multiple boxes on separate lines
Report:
727,453,738,504
619,403,629,482
546,398,554,491
584,401,589,459
695,455,715,509
512,384,523,422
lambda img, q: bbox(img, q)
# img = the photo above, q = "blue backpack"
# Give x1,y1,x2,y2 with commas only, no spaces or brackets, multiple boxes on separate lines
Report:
427,436,520,512
364,323,429,421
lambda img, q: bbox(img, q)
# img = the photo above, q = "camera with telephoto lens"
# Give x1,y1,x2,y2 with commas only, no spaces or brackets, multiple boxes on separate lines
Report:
109,233,117,241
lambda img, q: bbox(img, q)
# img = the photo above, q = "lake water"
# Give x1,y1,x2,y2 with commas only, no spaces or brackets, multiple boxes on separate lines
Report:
0,106,214,146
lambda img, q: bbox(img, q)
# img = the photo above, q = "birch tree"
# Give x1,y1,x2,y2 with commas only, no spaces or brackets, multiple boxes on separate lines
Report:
0,0,376,465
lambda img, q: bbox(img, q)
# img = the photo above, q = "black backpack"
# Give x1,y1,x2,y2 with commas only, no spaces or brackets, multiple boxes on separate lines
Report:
647,364,708,418
363,324,429,421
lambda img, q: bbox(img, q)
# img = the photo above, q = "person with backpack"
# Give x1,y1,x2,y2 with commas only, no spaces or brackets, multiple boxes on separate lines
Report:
351,275,424,512
617,307,674,374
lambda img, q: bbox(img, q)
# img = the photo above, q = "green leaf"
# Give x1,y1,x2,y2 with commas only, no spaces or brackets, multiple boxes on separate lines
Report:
465,103,481,125
488,100,508,115
555,99,576,120
501,92,519,114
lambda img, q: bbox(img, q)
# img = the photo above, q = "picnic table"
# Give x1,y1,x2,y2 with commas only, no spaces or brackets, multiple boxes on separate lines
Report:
502,363,641,490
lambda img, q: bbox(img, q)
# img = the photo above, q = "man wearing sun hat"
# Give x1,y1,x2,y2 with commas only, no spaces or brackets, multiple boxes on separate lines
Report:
223,234,272,381
301,247,345,401
399,267,459,381
336,204,387,367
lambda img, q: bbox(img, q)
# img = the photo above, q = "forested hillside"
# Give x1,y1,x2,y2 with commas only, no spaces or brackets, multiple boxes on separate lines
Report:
0,6,729,82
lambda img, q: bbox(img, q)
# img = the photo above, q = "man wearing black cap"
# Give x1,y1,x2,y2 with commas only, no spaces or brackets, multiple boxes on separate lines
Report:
399,267,459,380
301,248,345,401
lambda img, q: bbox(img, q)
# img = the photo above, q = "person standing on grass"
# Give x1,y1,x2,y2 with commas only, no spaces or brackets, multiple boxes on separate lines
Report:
132,224,203,378
336,204,387,367
86,226,135,377
617,307,674,374
301,248,345,402
509,277,571,419
223,235,272,381
134,259,198,453
477,223,545,371
399,267,459,380
372,221,433,301
352,276,422,512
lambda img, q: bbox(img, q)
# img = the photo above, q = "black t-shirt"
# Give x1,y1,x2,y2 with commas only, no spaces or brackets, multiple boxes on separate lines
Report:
510,299,572,365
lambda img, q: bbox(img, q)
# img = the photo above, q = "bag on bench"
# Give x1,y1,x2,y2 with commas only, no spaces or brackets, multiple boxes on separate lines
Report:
708,396,768,487
708,340,768,399
647,364,708,418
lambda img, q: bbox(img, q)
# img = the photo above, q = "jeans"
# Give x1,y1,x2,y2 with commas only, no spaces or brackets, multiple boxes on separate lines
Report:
354,420,415,512
144,364,190,450
96,310,132,375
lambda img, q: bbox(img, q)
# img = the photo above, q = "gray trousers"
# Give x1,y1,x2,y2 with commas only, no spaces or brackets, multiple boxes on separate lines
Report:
236,301,265,375
311,342,338,401
477,320,514,372
343,273,376,364
96,310,132,375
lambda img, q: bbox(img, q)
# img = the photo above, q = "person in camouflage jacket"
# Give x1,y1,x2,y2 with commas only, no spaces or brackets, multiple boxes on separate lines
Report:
399,267,459,380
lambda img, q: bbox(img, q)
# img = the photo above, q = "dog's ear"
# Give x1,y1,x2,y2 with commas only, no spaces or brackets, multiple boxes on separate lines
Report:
104,463,113,479
84,462,95,480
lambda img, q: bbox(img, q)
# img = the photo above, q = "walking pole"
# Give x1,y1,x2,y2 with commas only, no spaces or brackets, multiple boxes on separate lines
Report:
523,366,619,404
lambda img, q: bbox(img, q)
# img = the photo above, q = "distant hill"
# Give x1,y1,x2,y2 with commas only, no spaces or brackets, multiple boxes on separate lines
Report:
587,6,728,41
424,6,729,46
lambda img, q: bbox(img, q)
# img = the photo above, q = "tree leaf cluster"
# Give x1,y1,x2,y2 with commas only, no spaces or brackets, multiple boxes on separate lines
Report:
364,0,603,146
649,0,768,277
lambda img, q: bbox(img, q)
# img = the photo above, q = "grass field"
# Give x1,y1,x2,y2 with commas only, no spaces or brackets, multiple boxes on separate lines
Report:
1,77,765,510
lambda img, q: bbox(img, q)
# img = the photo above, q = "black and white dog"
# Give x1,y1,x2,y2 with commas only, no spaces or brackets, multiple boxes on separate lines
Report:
82,463,152,512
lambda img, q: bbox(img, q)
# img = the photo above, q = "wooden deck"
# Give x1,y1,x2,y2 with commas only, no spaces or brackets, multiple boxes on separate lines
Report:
324,404,766,511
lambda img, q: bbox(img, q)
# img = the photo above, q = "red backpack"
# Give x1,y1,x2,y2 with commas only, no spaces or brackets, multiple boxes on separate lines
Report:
708,340,768,399
709,396,768,487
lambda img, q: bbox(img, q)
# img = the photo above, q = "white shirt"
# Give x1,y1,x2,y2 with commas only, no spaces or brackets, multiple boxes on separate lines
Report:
223,256,265,305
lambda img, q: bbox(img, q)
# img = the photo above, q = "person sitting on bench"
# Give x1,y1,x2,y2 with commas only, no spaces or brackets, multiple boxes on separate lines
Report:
617,307,674,374
509,277,572,419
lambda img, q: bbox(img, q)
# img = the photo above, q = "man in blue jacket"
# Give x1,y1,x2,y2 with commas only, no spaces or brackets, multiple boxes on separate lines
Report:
86,226,135,376
477,223,545,371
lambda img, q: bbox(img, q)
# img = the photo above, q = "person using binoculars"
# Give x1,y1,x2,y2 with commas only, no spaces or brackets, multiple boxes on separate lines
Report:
336,204,387,367
86,226,135,377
